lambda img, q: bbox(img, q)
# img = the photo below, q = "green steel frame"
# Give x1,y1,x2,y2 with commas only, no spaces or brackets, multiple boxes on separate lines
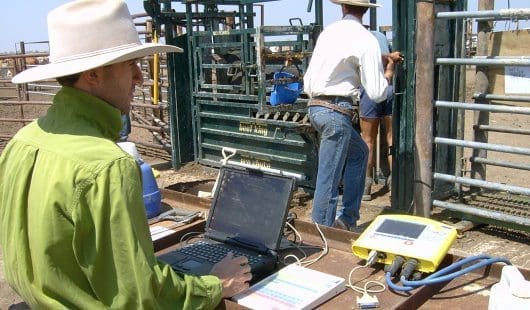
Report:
145,0,324,188
392,1,464,212
392,0,416,212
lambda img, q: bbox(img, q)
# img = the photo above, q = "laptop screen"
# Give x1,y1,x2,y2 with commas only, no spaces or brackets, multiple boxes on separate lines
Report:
207,166,295,250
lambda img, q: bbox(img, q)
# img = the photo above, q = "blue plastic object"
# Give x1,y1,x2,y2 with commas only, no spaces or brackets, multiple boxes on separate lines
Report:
140,161,161,219
386,254,512,292
270,71,302,106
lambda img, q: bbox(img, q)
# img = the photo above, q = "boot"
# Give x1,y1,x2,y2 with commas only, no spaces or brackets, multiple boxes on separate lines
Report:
386,174,392,192
362,178,372,201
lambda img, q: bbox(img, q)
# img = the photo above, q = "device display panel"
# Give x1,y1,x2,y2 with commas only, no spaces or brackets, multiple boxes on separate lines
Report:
376,219,426,239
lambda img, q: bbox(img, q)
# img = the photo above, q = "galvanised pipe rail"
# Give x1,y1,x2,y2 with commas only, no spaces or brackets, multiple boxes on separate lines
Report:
435,100,530,115
436,9,530,20
432,200,530,226
473,93,530,102
474,124,530,136
437,57,530,66
0,53,49,60
470,156,530,171
27,83,60,89
435,137,530,156
0,118,33,123
473,56,530,59
26,91,54,97
433,173,530,196
0,100,52,106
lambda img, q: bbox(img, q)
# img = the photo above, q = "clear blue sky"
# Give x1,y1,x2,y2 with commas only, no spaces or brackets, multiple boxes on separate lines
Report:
1,0,528,53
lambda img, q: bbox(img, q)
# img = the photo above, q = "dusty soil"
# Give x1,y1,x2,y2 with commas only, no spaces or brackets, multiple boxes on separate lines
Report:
1,68,529,308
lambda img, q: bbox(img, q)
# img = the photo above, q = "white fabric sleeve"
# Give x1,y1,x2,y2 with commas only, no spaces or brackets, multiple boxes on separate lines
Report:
359,41,389,103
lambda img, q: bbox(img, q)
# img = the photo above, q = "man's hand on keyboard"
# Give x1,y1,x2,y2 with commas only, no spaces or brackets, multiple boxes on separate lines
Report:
210,252,252,298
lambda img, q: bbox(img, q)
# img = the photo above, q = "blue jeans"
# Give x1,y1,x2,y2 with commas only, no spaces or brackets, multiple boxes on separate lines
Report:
360,85,394,118
309,105,368,227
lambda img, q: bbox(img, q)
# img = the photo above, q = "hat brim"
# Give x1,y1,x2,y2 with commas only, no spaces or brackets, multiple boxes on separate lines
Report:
12,43,182,84
330,0,381,8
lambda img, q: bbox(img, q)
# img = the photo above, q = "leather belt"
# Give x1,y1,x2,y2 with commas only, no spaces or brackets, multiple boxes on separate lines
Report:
308,96,360,132
312,95,355,105
307,97,358,118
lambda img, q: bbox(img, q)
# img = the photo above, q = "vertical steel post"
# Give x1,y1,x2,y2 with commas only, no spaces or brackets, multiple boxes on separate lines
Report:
391,0,416,212
471,0,494,182
369,0,377,30
315,0,323,27
455,6,468,196
414,0,435,217
19,41,29,102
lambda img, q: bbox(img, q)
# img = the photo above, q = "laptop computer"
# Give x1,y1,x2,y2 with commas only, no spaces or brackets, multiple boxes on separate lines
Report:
158,165,296,281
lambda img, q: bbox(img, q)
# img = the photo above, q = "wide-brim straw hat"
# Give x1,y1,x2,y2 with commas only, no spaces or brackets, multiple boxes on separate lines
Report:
330,0,381,8
12,0,183,84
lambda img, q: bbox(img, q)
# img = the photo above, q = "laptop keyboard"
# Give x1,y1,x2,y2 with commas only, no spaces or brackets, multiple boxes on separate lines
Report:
178,241,263,265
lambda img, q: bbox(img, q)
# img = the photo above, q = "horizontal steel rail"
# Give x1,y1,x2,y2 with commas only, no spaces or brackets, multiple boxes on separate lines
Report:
432,200,530,226
131,102,167,109
201,63,242,69
0,100,52,106
200,142,306,165
437,57,530,66
436,9,530,20
435,100,530,115
470,156,530,171
191,28,256,37
473,56,530,59
199,111,304,129
197,42,244,49
0,118,34,123
435,137,530,156
473,93,530,102
200,127,306,147
195,91,259,101
27,91,54,96
433,173,530,196
474,124,530,135
200,84,243,91
197,99,258,109
27,83,60,89
226,160,305,180
0,53,49,60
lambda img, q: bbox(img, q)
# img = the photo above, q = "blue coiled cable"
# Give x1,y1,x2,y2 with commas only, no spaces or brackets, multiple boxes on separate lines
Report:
386,254,512,292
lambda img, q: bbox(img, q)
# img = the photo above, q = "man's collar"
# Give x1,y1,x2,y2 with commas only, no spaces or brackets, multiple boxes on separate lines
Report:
343,14,362,24
54,86,123,141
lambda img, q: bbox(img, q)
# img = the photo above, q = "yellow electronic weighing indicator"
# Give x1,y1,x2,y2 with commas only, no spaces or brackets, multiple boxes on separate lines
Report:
352,215,457,273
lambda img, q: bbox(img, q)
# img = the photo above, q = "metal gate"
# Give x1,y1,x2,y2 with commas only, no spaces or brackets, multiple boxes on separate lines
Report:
431,6,530,231
150,0,323,187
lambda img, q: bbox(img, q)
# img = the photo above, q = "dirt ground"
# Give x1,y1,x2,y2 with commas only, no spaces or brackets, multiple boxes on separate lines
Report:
1,68,529,308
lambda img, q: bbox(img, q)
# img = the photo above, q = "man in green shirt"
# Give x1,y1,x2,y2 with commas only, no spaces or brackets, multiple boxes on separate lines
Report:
0,0,251,308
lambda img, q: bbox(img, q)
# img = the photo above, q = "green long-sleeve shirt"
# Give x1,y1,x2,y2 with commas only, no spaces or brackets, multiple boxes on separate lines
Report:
0,87,222,309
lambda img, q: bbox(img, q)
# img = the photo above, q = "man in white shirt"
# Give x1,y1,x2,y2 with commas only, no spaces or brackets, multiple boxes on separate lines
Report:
304,0,401,230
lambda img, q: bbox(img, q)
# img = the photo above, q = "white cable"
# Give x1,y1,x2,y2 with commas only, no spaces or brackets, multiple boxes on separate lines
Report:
285,221,303,245
300,223,328,267
179,231,204,244
281,222,328,267
346,252,386,295
282,221,308,265
283,254,303,265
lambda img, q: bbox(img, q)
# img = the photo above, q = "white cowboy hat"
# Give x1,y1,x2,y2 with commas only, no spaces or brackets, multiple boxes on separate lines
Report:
12,0,183,84
330,0,381,8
